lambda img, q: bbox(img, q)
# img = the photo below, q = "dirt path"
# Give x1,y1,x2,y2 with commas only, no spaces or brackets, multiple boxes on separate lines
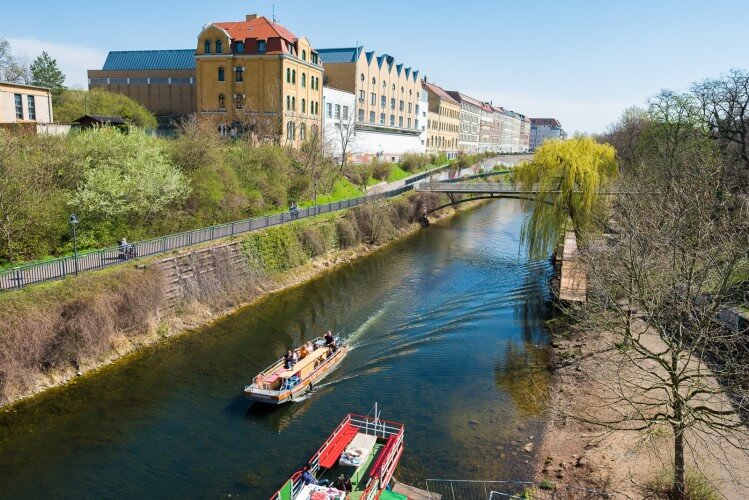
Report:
536,322,749,499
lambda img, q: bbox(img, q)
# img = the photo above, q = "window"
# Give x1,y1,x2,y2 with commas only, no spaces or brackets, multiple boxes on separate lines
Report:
380,113,385,125
399,116,403,127
300,123,307,140
369,111,375,124
301,98,306,114
409,89,412,96
287,121,295,140
235,94,244,109
236,42,245,53
292,96,296,111
302,50,307,61
392,84,395,91
286,68,291,83
335,104,341,119
287,95,291,110
370,93,376,105
399,100,404,111
312,53,318,64
358,109,364,122
408,118,411,128
408,103,412,113
27,95,36,120
218,94,225,109
204,40,211,54
13,94,22,119
302,73,306,88
342,105,349,120
390,98,395,109
292,70,296,84
216,40,223,54
416,104,420,115
389,115,395,127
381,95,386,108
359,90,365,102
258,40,266,53
327,102,333,118
360,73,365,82
371,77,376,85
400,86,404,93
235,67,244,82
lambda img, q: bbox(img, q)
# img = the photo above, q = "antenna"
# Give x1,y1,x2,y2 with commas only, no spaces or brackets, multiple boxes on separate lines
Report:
272,4,276,23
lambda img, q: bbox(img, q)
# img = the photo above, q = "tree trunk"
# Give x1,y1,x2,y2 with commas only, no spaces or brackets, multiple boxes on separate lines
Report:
673,417,686,499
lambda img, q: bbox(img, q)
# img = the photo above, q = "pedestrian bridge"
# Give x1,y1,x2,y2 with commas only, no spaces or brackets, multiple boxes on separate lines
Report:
415,182,537,195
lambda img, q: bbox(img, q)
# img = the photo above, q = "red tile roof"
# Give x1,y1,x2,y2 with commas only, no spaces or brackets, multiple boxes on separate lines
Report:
422,81,459,105
214,16,298,43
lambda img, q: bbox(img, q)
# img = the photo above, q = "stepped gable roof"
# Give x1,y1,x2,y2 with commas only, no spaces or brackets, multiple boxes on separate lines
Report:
214,16,298,44
317,47,362,64
422,81,459,105
530,118,562,127
102,49,196,71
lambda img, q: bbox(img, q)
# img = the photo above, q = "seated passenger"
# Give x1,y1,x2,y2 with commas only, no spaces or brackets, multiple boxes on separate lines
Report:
334,474,352,492
324,331,337,351
301,464,330,487
284,349,298,369
299,345,310,359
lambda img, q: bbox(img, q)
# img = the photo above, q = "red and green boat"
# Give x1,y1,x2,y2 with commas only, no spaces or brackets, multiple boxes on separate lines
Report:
271,408,405,500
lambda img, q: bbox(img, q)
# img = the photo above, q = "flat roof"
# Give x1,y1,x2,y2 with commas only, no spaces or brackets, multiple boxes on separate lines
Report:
0,80,50,91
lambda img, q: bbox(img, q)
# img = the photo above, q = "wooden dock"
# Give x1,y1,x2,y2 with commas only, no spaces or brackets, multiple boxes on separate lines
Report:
392,479,442,499
558,231,587,302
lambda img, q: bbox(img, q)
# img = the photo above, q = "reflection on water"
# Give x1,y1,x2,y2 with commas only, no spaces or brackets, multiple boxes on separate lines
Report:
0,199,552,499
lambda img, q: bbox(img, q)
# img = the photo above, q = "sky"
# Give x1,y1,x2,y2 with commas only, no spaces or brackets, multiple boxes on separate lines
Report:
1,0,747,133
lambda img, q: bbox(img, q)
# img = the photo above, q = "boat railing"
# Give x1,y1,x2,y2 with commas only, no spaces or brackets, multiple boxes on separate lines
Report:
307,414,354,474
371,431,404,485
349,415,403,439
269,470,303,500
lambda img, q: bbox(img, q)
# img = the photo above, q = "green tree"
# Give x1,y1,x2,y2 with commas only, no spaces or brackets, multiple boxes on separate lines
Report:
30,51,66,102
515,136,617,259
69,129,189,226
54,89,157,128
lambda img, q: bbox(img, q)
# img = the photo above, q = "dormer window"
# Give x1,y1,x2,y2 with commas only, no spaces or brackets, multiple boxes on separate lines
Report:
216,40,223,54
236,42,245,53
258,40,266,53
312,53,318,64
204,39,211,54
302,50,307,61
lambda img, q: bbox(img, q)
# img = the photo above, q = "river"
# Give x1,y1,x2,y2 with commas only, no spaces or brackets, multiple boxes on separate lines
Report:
0,199,553,499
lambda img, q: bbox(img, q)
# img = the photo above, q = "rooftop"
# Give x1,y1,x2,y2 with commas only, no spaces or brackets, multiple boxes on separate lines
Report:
421,81,459,105
102,50,195,71
317,47,362,64
213,15,299,44
531,118,562,127
0,80,51,91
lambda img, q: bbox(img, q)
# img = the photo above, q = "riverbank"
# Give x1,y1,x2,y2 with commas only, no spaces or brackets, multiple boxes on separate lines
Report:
0,193,470,411
536,319,749,498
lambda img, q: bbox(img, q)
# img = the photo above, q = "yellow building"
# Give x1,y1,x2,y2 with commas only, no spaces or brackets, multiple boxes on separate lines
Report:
317,47,422,133
195,14,323,146
0,81,53,125
422,81,460,157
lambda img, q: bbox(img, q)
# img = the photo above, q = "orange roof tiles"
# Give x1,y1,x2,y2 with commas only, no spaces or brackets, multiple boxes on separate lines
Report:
214,16,298,43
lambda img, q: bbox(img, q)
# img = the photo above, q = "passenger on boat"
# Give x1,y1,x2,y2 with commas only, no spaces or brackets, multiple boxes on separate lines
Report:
299,344,310,359
334,474,352,492
324,331,337,351
284,350,298,369
301,465,330,486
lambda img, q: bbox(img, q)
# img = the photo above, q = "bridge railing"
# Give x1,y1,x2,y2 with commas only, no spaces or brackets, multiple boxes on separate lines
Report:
0,184,413,292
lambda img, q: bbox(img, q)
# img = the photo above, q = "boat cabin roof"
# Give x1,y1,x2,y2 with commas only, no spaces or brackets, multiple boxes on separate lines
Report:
277,346,328,378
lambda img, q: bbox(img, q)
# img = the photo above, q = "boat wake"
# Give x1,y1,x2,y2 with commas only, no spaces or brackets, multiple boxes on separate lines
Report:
345,300,394,349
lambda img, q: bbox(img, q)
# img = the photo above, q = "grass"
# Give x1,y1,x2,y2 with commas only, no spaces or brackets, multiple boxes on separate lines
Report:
299,178,364,207
386,164,412,182
644,468,720,500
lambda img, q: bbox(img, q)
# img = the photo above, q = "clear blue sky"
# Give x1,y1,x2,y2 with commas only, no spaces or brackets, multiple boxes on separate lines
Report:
2,0,747,133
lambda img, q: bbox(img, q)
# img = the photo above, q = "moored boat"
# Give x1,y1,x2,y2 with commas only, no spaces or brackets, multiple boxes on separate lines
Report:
271,407,405,500
244,335,349,404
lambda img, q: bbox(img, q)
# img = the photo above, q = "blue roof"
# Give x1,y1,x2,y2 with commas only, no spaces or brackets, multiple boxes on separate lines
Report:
317,47,362,64
102,50,196,71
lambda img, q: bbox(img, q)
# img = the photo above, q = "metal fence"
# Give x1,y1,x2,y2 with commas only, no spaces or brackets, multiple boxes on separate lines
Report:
424,479,613,500
0,185,413,292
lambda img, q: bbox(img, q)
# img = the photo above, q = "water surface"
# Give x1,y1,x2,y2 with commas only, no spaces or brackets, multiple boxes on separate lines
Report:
0,199,552,498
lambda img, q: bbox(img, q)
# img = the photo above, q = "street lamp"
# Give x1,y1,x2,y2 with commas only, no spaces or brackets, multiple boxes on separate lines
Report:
69,214,80,276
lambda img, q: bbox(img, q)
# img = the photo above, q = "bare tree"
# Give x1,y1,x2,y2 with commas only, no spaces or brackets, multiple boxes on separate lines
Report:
567,115,749,499
294,127,335,205
328,104,358,184
0,39,30,84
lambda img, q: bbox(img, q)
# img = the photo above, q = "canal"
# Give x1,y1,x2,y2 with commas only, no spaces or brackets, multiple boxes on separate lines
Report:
0,199,553,499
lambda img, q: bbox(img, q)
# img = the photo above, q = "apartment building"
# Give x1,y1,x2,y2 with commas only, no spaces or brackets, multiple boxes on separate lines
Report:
422,80,459,159
446,91,482,153
196,14,323,146
530,118,566,150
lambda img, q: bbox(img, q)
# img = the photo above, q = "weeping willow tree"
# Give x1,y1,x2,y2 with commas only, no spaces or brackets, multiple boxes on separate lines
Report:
515,137,618,259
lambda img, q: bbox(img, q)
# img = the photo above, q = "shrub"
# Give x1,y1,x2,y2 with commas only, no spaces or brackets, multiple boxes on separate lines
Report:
241,225,308,275
54,88,157,128
400,153,430,172
644,468,719,500
370,159,391,180
336,215,360,248
298,225,326,257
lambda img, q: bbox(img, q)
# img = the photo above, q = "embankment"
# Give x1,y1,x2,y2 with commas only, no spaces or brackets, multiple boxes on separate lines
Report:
0,192,459,410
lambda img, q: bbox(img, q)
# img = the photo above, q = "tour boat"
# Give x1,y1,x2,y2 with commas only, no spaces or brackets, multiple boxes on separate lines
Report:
271,406,405,500
244,335,349,404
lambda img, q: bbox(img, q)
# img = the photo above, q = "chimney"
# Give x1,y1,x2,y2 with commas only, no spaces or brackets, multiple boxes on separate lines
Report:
246,14,258,21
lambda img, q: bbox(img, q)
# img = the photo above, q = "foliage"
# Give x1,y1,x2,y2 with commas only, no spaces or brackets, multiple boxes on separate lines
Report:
30,51,66,102
400,153,431,172
370,159,391,180
242,225,308,275
54,89,157,128
515,137,617,259
0,38,30,84
300,178,362,207
644,468,719,500
69,128,190,224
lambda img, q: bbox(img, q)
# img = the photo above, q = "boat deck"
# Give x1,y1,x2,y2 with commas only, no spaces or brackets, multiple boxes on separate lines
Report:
320,441,385,497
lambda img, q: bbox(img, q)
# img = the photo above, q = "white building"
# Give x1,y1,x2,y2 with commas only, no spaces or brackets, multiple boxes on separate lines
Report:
0,81,53,125
530,118,566,150
446,91,482,153
323,86,425,163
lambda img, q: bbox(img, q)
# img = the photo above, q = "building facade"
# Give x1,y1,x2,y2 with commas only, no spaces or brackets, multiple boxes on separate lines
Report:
88,50,197,121
317,46,423,160
195,14,323,146
445,91,482,153
0,81,53,125
422,80,459,158
530,118,566,150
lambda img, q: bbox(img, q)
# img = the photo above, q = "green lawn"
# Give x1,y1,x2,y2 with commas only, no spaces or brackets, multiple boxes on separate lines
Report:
299,177,364,207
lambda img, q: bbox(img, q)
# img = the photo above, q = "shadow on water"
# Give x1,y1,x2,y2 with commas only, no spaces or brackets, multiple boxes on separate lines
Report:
0,199,554,499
